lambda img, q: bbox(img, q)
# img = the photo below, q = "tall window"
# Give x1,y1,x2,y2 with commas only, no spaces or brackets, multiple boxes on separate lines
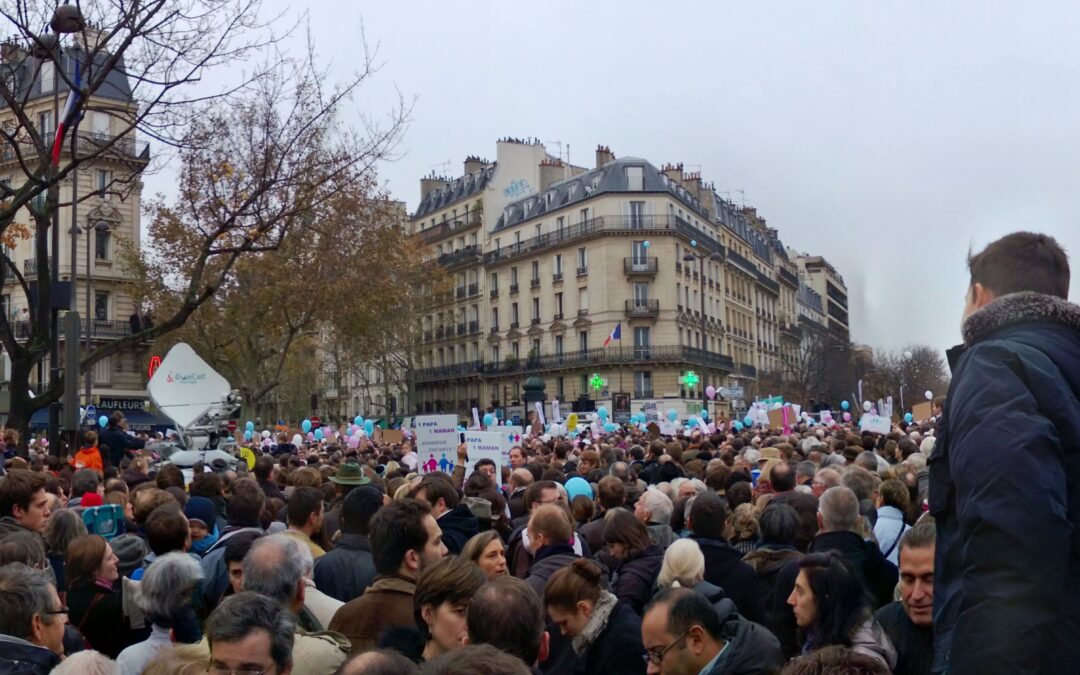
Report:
94,291,109,321
578,287,588,312
531,297,540,321
634,371,652,398
96,170,111,199
579,330,588,352
510,267,518,285
490,272,498,291
40,61,54,92
531,260,539,282
629,200,646,227
94,227,110,260
491,308,499,330
633,327,651,359
633,282,649,303
577,247,587,271
511,303,519,325
631,240,648,265
554,335,564,356
511,341,520,358
555,292,563,317
553,254,563,276
37,111,52,136
625,166,644,191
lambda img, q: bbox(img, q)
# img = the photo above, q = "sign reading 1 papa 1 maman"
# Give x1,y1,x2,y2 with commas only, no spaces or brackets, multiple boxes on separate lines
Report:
464,431,505,480
415,415,460,474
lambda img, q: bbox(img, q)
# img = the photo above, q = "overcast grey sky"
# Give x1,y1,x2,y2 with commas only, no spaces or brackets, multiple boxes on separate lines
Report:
146,1,1080,355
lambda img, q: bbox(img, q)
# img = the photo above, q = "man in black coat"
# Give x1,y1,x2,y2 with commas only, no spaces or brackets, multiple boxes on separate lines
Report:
313,486,381,603
98,412,145,468
931,232,1080,675
410,474,477,555
687,493,767,626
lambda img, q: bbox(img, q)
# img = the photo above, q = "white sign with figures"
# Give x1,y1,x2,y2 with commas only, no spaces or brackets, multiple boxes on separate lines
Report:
415,415,460,474
859,414,892,435
464,431,505,480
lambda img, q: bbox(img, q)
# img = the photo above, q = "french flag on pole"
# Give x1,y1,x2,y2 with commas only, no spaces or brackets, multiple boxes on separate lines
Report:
51,61,81,166
603,321,621,347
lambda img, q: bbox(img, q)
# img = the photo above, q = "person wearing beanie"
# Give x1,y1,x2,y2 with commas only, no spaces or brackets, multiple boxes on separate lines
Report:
184,497,221,556
109,534,149,579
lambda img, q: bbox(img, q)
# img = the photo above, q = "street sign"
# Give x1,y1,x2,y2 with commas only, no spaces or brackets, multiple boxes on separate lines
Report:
226,419,237,433
311,416,322,428
719,387,744,399
85,404,97,422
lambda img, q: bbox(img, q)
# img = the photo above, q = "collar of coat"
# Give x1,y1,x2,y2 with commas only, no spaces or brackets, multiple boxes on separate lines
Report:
572,591,619,655
963,291,1080,347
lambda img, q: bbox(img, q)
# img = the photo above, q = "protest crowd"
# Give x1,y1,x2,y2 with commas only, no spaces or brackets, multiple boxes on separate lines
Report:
0,231,1077,675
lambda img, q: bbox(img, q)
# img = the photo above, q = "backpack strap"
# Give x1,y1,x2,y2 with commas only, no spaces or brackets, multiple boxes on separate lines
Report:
883,523,909,559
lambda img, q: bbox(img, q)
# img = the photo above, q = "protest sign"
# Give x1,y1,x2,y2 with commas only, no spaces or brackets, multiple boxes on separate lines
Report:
464,431,504,480
912,401,933,422
415,415,459,474
382,429,404,445
859,414,892,435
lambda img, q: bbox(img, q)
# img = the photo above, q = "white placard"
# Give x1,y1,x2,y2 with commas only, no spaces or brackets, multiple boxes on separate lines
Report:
464,431,505,480
552,400,561,423
534,401,546,426
472,408,481,429
415,415,460,474
859,414,892,435
644,402,659,423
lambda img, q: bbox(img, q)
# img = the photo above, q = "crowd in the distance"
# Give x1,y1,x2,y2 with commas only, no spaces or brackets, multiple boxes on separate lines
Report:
0,405,942,675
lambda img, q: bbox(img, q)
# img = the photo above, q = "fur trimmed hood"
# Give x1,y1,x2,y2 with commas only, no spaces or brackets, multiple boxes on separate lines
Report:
571,591,618,655
963,292,1080,347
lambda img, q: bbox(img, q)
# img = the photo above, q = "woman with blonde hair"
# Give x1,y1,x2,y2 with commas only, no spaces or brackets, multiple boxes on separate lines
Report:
656,538,728,607
730,503,761,555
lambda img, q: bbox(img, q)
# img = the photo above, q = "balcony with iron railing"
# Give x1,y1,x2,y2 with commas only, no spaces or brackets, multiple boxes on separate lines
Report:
576,266,588,277
624,256,658,275
489,288,498,299
437,244,482,269
1,130,151,167
418,215,482,244
552,271,563,283
530,277,541,288
625,299,660,317
12,317,146,341
485,215,725,267
509,282,519,294
468,320,480,334
467,283,479,297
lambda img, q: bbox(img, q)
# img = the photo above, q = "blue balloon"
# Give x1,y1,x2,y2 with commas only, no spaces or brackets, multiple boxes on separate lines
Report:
483,413,495,428
840,400,850,411
734,421,744,431
245,420,255,432
666,409,678,422
603,422,618,433
98,415,108,428
354,415,363,426
700,408,709,420
743,415,754,427
243,430,253,441
364,419,375,436
596,406,609,420
904,412,914,424
301,419,312,433
457,425,465,432
314,428,324,441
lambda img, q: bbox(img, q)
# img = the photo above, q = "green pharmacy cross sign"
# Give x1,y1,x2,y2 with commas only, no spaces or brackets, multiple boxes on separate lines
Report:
681,370,700,388
589,373,605,392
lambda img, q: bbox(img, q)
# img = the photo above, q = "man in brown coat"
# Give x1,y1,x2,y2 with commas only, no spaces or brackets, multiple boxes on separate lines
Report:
328,499,447,653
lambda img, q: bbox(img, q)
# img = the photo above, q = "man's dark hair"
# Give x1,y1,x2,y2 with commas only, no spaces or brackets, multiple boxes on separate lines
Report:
254,455,276,482
226,478,266,527
206,592,296,671
899,521,936,556
70,469,100,499
596,476,626,511
286,486,324,529
523,480,559,512
690,492,730,540
369,499,433,575
224,530,265,565
412,475,460,511
759,503,800,547
968,232,1070,299
146,503,191,556
155,464,185,491
466,576,544,666
474,458,496,471
341,486,383,536
418,644,531,675
337,649,419,675
0,470,46,517
780,645,890,675
770,462,796,493
646,587,722,641
190,472,224,499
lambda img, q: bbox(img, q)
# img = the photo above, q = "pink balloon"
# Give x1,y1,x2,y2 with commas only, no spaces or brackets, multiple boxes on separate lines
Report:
843,412,852,422
349,424,359,435
347,436,360,449
707,422,717,433
705,385,716,400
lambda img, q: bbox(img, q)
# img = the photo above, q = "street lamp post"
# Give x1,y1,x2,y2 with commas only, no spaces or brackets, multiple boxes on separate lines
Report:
683,241,723,414
38,2,86,457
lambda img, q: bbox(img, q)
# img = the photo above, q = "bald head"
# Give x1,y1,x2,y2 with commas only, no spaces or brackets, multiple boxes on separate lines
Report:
338,649,416,675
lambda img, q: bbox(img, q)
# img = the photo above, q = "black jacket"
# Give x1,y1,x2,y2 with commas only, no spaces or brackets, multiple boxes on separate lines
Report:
705,599,785,675
437,505,479,555
875,601,933,675
742,545,804,658
931,292,1080,675
603,544,664,615
525,544,579,599
312,533,377,603
67,581,150,658
98,427,145,468
694,537,768,626
571,600,646,675
0,635,60,675
810,531,897,609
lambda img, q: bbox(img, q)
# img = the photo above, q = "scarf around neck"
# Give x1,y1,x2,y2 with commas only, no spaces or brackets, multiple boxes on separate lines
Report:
572,591,619,655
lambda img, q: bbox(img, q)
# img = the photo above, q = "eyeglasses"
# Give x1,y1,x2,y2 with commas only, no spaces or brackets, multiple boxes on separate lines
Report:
642,630,689,665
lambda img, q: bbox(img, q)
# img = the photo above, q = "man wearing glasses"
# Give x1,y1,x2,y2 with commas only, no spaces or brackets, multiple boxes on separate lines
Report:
0,563,67,675
206,592,296,675
640,588,783,675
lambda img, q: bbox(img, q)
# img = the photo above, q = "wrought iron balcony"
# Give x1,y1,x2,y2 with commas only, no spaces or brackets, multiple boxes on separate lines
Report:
625,299,660,317
624,257,658,275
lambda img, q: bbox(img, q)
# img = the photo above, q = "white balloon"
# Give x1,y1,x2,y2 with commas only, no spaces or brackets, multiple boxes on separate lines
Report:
863,400,873,413
261,430,271,439
903,350,913,359
925,390,933,400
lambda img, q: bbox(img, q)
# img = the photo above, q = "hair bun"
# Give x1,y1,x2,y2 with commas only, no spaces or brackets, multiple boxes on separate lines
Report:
571,558,602,583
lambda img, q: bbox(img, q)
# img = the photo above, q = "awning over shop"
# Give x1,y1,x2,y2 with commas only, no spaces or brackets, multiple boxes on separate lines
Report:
30,407,175,433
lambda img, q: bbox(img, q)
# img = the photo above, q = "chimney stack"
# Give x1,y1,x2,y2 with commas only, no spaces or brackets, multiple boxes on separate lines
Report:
661,162,684,184
595,145,615,169
420,173,448,201
463,155,486,175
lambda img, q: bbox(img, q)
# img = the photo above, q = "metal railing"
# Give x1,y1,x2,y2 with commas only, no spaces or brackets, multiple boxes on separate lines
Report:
624,257,658,274
418,216,481,244
1,130,150,165
437,245,482,269
625,299,660,317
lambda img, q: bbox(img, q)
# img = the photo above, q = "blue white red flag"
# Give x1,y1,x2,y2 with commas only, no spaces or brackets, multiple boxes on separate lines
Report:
603,322,621,347
51,60,81,166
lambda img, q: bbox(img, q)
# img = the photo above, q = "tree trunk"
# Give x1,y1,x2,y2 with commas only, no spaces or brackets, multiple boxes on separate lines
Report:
6,357,40,454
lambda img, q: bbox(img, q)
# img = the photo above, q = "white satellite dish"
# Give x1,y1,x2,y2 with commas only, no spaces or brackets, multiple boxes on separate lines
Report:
147,343,231,429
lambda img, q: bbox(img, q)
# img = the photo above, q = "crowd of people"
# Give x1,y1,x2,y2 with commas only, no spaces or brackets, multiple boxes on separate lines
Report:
0,406,940,675
1,230,1077,675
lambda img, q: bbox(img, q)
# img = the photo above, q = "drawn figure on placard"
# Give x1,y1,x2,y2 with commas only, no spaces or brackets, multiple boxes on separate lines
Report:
438,454,453,473
424,457,438,473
